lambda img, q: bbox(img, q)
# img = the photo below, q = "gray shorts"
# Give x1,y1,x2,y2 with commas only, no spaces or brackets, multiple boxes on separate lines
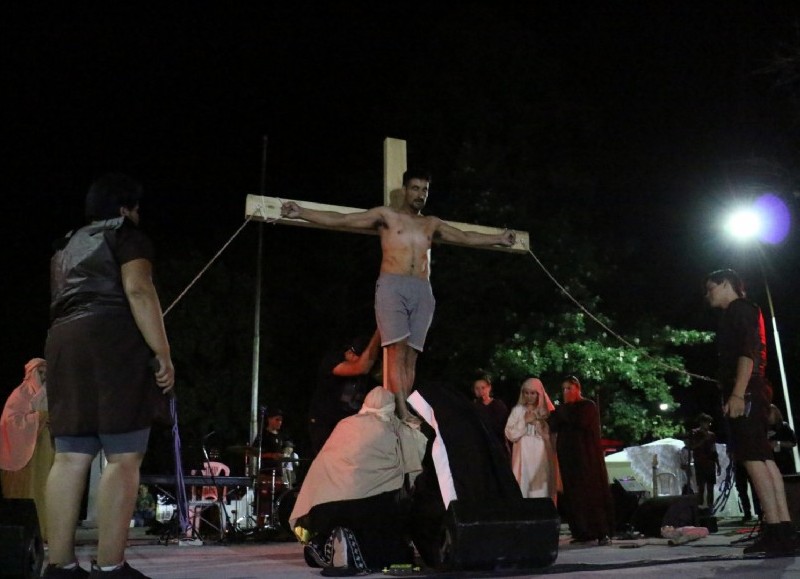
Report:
54,428,151,456
375,273,435,351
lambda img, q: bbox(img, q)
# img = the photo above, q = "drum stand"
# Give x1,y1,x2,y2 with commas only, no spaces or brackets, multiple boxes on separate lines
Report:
259,468,282,531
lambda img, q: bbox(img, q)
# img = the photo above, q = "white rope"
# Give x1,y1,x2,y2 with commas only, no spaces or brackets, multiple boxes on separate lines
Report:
162,205,279,317
519,238,715,384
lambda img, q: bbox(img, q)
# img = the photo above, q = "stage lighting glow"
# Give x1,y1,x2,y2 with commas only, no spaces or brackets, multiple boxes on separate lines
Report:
754,193,791,244
659,403,669,411
724,207,761,241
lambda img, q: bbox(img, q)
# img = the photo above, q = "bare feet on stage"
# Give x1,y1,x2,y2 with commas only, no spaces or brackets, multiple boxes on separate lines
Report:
402,415,422,429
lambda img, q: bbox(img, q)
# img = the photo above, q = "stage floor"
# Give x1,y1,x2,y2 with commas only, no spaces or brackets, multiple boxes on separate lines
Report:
54,518,800,578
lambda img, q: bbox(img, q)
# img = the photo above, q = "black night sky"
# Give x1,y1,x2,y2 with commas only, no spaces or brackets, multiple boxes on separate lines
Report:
5,4,800,447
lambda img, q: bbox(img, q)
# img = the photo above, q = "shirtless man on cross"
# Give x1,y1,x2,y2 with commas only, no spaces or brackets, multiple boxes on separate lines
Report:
281,170,515,421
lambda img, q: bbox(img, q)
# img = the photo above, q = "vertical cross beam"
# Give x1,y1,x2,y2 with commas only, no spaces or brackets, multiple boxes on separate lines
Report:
383,137,407,209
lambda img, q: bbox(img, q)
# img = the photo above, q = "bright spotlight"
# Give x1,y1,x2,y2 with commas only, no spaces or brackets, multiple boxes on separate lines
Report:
724,208,762,241
659,403,669,411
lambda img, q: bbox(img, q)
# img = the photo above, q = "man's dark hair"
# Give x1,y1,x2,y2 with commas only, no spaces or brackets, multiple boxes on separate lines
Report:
473,369,492,384
85,173,144,221
402,169,432,186
561,374,582,389
705,268,745,298
694,412,713,426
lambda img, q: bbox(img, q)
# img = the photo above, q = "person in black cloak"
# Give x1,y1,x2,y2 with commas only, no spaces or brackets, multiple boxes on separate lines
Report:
308,330,381,456
406,381,521,567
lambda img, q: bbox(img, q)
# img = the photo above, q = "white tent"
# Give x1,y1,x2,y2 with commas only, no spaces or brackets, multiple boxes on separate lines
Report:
605,439,744,518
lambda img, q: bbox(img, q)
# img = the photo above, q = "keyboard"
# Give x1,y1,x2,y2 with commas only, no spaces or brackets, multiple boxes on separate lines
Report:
140,474,254,487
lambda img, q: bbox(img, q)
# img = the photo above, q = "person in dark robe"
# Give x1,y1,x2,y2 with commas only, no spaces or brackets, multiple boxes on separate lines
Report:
406,381,522,567
472,371,510,456
307,330,381,456
548,375,613,546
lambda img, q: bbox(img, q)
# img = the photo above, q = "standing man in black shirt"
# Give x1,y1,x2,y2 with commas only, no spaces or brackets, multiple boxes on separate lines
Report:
704,269,795,555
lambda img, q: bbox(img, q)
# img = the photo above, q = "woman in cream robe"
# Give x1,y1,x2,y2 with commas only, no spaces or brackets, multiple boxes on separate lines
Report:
504,377,560,504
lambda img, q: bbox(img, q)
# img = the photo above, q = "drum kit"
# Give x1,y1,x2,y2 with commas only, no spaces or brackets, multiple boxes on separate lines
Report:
224,444,305,539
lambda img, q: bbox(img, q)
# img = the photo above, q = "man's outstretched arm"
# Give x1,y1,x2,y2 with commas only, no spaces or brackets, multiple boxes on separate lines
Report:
436,219,516,247
281,201,384,230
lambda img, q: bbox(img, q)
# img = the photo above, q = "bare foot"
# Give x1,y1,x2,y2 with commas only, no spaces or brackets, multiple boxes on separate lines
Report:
401,415,422,429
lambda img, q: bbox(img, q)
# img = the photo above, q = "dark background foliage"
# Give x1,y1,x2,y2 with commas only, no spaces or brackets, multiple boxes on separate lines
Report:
4,4,800,466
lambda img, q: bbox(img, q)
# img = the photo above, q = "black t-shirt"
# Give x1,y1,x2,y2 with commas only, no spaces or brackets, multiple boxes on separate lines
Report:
253,429,285,470
113,219,155,265
716,298,767,387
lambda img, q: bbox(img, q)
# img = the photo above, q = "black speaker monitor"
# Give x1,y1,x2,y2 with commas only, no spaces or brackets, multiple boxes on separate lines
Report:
631,495,698,538
612,478,648,532
440,498,559,571
0,498,44,579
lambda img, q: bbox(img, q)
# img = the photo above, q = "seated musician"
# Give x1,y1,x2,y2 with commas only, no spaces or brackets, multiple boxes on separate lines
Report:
252,408,286,472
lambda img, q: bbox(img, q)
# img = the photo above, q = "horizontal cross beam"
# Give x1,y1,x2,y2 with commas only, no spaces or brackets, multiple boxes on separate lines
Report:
245,194,529,254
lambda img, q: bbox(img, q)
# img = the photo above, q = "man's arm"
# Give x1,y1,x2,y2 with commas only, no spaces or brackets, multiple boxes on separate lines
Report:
723,355,754,418
281,201,385,230
435,219,516,247
121,258,175,393
333,329,381,377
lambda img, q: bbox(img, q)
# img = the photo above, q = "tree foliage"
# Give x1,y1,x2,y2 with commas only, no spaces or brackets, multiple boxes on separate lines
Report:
488,311,713,444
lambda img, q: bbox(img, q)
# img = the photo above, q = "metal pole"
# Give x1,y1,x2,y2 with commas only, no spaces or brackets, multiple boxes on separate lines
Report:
758,264,798,472
250,136,269,445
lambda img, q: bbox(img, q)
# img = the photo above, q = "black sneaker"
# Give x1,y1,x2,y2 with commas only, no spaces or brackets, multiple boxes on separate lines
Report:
43,564,90,578
89,562,151,578
743,525,794,557
743,531,769,555
597,535,612,546
304,544,328,568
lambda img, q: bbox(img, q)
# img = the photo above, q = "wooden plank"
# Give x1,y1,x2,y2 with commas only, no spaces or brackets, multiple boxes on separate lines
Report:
245,194,529,254
383,137,407,209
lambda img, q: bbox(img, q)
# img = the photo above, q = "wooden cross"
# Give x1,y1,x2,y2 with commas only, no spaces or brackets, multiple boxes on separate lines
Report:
244,137,529,253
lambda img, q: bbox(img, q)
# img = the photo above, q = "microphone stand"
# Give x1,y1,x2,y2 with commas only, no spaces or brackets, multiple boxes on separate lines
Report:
253,406,267,529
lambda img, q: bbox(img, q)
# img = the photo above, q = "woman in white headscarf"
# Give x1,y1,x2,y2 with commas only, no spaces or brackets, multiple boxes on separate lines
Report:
504,376,560,504
0,358,54,539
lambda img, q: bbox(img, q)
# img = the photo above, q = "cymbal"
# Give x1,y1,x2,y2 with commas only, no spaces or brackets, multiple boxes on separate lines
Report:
227,445,256,455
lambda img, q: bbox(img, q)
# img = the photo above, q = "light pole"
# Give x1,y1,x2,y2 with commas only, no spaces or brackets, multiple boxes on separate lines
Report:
724,199,797,471
755,250,797,470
